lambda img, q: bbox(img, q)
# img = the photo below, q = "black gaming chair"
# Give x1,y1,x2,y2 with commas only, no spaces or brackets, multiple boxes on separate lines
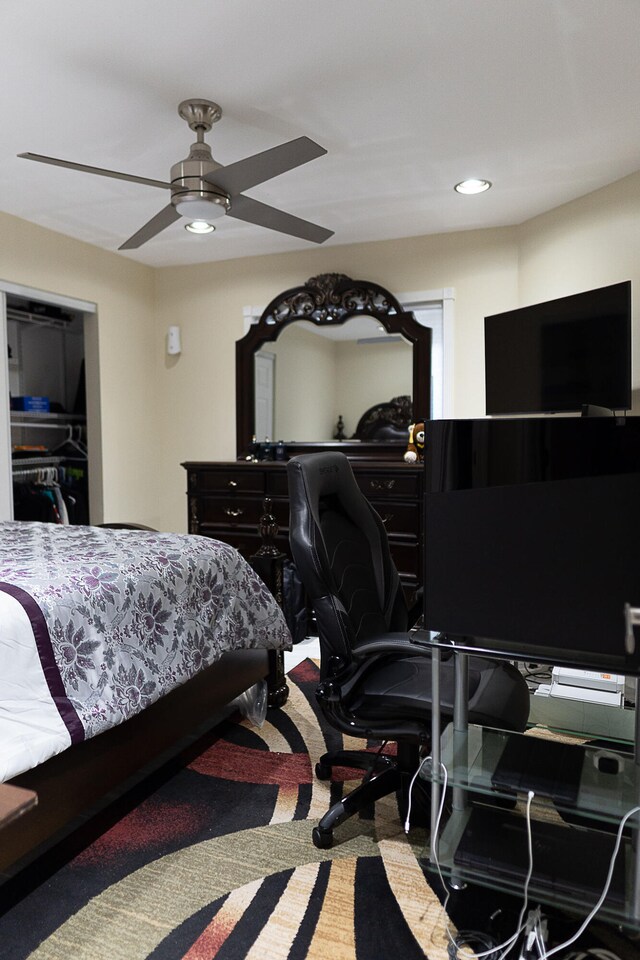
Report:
287,452,530,848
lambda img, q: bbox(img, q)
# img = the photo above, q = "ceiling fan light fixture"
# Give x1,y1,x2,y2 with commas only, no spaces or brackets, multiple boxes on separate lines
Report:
174,194,228,221
454,178,492,195
185,220,215,235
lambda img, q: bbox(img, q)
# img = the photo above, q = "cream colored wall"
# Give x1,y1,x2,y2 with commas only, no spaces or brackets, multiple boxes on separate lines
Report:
268,325,336,440
0,212,159,527
517,170,640,407
3,168,640,534
335,339,412,437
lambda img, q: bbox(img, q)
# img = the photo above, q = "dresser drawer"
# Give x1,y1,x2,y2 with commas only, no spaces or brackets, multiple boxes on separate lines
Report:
193,496,288,529
355,469,421,500
198,528,290,561
369,500,421,537
266,472,290,496
388,539,420,581
188,469,266,495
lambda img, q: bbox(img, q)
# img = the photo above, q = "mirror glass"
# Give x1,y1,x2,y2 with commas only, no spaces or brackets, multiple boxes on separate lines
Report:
253,316,413,442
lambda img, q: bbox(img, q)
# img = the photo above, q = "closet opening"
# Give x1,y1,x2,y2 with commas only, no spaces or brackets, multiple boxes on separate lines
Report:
1,284,99,524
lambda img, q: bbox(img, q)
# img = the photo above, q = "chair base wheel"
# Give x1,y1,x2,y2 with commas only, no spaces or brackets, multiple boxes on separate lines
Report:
312,826,333,849
315,762,331,781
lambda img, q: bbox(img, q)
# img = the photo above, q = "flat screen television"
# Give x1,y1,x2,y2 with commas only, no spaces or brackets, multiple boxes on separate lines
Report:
422,417,640,674
484,281,632,415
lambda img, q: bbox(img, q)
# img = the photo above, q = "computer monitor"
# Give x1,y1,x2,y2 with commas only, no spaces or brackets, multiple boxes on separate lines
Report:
484,282,632,416
422,417,640,674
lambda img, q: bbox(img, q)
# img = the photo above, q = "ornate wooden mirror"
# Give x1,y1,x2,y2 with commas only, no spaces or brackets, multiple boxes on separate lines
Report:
235,273,432,459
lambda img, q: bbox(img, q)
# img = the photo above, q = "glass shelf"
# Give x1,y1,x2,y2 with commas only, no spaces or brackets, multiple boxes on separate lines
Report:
432,723,640,826
429,806,640,932
419,615,640,934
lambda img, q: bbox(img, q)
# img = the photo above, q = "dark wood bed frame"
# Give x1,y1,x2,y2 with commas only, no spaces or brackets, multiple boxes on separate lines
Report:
1,649,281,879
0,529,291,882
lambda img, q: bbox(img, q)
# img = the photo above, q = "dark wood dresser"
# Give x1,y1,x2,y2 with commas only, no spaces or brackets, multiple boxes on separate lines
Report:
182,459,424,599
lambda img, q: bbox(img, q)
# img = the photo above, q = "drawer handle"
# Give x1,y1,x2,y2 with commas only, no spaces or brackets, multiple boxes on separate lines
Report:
369,478,395,491
382,514,394,525
224,507,244,518
227,480,238,489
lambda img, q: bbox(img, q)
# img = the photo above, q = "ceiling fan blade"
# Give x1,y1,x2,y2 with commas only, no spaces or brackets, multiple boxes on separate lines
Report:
227,194,333,243
18,152,172,190
207,137,327,196
118,204,181,250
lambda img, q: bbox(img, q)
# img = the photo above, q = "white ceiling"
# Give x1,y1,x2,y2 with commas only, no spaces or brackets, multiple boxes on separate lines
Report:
2,0,640,269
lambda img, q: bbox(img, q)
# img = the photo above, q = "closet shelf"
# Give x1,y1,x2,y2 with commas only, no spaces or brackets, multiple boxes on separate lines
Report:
11,412,85,427
12,456,66,475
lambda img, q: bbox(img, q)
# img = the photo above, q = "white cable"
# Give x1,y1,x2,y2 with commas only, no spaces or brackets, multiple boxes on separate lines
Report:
404,752,432,833
494,790,536,960
534,923,548,957
421,756,639,960
427,767,537,960
536,804,640,960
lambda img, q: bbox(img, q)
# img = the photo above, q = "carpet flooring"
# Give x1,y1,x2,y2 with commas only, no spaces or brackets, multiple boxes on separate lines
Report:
0,659,637,960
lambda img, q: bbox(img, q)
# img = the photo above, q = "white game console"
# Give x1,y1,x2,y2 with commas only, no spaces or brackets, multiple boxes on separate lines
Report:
535,667,626,707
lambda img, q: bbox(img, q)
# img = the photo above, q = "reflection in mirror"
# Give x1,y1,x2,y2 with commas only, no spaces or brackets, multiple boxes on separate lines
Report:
254,316,413,442
236,273,432,458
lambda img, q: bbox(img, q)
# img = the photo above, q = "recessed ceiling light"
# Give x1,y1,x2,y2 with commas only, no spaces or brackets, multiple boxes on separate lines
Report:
185,220,215,235
454,179,492,195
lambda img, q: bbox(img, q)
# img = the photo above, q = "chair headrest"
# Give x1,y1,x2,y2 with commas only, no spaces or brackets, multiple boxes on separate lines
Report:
287,452,386,598
288,452,361,517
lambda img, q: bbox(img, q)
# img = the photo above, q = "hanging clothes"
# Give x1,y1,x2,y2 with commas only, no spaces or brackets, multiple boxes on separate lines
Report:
11,461,88,525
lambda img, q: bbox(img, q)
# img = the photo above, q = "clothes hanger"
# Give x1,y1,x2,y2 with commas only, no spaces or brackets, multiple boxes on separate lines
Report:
51,424,87,458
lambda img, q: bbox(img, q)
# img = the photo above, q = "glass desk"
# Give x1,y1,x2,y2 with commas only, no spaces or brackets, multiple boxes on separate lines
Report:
426,721,640,931
419,634,640,934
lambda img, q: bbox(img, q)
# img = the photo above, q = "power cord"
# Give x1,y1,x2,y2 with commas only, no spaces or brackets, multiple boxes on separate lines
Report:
410,752,537,960
447,931,501,960
519,907,548,960
404,751,432,833
408,748,640,960
532,803,640,959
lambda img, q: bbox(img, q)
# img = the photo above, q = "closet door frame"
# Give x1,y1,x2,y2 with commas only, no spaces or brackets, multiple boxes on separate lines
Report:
0,280,97,521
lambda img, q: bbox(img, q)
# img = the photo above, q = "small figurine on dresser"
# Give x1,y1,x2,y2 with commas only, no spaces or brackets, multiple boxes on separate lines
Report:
403,422,425,462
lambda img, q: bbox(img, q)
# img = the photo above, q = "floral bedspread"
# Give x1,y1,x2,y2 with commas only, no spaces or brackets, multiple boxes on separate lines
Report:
0,522,291,751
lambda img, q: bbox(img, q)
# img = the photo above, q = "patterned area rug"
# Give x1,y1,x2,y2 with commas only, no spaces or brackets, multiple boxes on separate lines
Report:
0,660,637,960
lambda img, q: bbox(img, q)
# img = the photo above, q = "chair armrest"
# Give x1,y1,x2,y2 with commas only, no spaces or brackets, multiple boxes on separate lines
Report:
352,632,429,660
352,630,454,662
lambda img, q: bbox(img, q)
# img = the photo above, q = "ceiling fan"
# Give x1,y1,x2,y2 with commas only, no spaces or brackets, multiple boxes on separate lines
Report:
18,98,334,250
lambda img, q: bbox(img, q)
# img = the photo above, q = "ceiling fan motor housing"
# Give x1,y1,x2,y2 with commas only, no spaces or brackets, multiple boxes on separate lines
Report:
170,143,229,218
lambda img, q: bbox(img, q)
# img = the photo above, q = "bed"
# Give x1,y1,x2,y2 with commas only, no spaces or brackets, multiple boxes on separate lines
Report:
0,521,292,877
351,395,413,441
